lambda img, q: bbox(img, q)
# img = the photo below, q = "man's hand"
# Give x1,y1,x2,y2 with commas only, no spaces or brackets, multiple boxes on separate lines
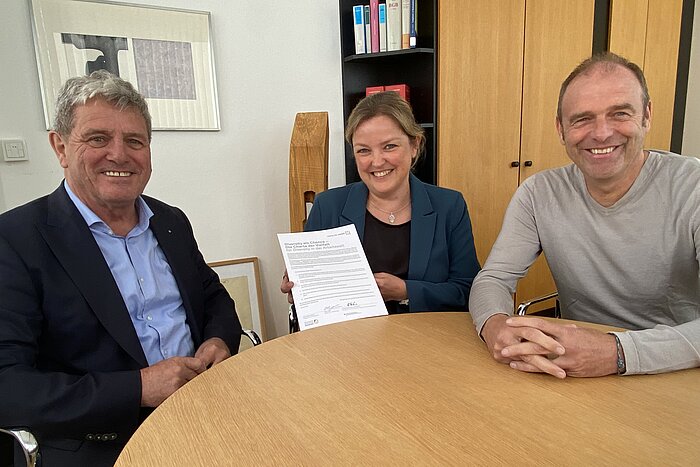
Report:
195,337,231,368
280,270,294,304
140,357,206,407
481,314,566,376
504,317,619,378
373,273,407,301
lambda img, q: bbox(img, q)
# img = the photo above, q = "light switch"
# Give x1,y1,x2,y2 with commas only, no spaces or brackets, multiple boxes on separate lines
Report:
2,139,28,162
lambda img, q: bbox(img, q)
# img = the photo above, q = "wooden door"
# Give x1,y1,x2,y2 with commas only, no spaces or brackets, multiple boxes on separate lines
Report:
516,0,595,309
439,0,595,312
609,0,683,151
437,0,525,265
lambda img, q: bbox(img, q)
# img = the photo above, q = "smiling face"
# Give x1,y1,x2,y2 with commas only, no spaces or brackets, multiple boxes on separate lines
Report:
556,64,651,194
352,115,417,200
49,97,152,219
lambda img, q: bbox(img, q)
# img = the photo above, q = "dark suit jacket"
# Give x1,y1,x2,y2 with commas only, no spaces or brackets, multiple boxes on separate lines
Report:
0,184,241,467
305,174,480,311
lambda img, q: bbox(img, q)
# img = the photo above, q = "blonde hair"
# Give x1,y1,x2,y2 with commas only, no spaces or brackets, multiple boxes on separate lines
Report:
345,91,425,167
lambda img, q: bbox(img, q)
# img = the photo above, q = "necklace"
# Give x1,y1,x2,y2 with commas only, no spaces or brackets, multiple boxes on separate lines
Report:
368,199,411,224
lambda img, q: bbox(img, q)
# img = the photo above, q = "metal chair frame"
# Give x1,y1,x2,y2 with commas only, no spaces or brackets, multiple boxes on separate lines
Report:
242,329,262,346
289,304,299,333
516,292,560,317
0,428,39,467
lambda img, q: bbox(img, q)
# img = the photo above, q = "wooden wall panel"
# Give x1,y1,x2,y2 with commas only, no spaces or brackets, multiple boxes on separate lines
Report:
437,0,525,265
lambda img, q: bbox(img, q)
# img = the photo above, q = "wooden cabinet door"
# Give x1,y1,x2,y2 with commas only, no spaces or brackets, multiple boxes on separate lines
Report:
516,0,595,309
437,0,525,266
609,0,683,151
438,0,594,311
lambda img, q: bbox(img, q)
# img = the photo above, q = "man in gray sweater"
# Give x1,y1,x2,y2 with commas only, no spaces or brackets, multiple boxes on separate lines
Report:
469,52,700,378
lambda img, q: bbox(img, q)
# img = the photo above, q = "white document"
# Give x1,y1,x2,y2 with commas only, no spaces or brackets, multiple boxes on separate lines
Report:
277,225,388,331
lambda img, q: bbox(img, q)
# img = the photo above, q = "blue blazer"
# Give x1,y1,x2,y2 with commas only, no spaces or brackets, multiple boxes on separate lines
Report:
305,174,480,312
0,184,241,467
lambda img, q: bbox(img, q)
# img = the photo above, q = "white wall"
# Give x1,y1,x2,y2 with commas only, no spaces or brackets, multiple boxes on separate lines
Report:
4,0,700,338
0,0,346,338
683,0,700,157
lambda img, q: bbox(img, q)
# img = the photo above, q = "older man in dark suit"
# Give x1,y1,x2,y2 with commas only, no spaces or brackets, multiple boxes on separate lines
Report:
0,71,241,466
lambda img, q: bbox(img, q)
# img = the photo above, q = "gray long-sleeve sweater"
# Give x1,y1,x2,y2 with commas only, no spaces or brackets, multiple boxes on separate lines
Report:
469,151,700,375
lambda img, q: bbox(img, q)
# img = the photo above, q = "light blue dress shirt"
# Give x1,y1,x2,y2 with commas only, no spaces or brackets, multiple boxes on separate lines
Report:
64,181,195,365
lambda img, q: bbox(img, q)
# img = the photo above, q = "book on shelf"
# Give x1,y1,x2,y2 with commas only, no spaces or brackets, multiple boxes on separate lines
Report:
401,0,410,49
409,0,417,48
364,5,372,54
370,0,380,53
378,3,387,52
365,85,385,96
353,5,366,54
385,83,410,102
386,1,401,51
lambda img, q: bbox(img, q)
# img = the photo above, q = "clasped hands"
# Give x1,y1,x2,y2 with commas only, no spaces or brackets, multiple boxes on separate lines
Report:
481,314,619,378
140,337,230,407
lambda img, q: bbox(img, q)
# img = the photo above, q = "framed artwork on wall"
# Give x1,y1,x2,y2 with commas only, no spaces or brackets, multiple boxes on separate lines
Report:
208,257,266,352
29,0,220,130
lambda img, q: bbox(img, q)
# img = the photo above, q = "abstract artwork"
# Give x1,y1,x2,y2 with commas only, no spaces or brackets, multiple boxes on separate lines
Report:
30,0,220,130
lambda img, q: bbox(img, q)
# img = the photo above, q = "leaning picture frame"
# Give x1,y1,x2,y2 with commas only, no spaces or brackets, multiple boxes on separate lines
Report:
208,257,266,352
29,0,220,130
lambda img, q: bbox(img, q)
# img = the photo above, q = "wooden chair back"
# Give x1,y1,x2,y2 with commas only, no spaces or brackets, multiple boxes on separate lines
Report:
289,112,329,232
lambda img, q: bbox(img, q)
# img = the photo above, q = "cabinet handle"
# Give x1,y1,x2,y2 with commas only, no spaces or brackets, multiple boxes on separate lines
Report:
510,161,520,168
524,160,533,167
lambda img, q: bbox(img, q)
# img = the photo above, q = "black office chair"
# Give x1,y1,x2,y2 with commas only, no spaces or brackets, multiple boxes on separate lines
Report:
1,328,261,467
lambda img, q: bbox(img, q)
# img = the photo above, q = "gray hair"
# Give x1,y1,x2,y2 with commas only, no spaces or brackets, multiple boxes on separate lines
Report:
53,70,152,139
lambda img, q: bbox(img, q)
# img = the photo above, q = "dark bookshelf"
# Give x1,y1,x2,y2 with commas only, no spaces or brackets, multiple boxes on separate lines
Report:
339,0,437,185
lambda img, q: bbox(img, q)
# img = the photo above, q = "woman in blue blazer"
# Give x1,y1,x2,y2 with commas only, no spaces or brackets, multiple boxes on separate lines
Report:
283,92,480,312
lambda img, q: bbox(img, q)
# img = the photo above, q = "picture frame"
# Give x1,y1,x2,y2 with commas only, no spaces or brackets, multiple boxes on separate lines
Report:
208,257,266,352
29,0,220,130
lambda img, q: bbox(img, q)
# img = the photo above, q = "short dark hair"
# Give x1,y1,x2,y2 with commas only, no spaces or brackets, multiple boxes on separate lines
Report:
556,52,650,122
53,70,152,139
345,91,426,168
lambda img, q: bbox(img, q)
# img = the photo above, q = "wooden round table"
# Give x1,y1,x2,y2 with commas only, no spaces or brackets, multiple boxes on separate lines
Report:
116,313,700,465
